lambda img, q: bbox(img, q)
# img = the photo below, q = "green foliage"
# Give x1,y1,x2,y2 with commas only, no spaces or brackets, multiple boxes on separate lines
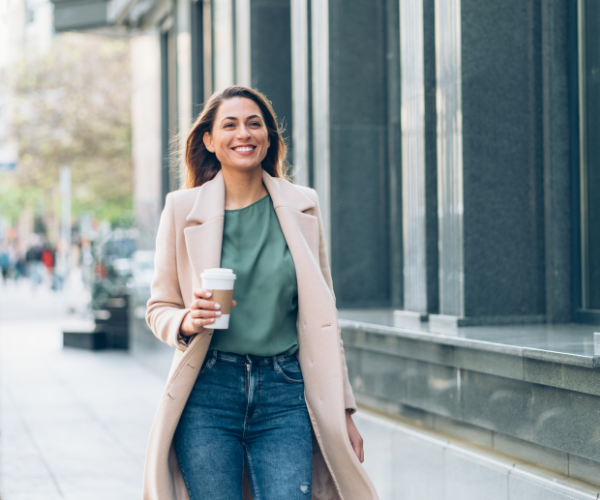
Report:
6,33,133,224
0,176,42,224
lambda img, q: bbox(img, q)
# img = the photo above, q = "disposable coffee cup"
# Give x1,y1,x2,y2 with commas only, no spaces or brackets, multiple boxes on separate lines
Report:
200,268,236,329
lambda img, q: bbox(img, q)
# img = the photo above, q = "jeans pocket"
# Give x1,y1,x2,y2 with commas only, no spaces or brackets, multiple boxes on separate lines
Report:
198,350,217,377
274,357,304,384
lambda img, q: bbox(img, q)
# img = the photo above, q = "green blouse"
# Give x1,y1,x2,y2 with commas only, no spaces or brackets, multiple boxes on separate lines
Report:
208,194,299,356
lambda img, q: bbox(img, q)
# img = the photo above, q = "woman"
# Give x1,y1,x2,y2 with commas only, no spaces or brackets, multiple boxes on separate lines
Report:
144,86,378,500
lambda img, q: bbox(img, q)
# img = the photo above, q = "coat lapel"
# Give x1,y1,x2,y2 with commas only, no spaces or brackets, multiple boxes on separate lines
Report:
261,170,320,266
182,169,320,290
183,172,225,288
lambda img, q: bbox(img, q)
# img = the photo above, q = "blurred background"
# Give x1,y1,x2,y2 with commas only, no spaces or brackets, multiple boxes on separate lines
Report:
1,0,600,499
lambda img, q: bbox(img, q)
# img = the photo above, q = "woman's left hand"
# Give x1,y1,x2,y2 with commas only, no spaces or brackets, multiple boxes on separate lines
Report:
345,410,364,463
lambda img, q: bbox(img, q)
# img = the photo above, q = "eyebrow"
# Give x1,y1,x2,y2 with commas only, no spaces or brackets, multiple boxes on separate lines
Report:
220,114,263,123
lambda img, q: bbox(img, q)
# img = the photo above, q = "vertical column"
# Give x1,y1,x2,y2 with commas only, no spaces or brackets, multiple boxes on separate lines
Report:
177,0,192,186
202,0,213,99
400,0,426,314
434,0,463,320
235,0,251,86
398,0,438,321
291,0,309,186
399,0,427,319
326,0,389,307
541,0,571,322
423,0,439,315
312,0,330,250
132,32,162,249
431,0,546,326
387,0,403,308
250,0,293,165
213,0,234,90
190,0,204,117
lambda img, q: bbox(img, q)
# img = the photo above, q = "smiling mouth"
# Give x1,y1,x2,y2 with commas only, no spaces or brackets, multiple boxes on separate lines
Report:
232,146,256,152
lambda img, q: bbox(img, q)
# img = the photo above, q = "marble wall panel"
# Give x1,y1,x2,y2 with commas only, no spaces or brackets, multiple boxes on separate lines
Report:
359,350,408,403
453,347,524,380
403,358,460,418
531,384,600,462
460,370,534,439
329,126,389,306
348,330,456,366
327,0,389,308
460,0,545,319
523,359,600,397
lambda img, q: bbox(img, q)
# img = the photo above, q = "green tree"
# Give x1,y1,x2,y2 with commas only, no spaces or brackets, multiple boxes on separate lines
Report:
3,33,132,226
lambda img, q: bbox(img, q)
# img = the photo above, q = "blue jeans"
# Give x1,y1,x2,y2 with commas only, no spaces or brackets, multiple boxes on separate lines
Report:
174,350,313,500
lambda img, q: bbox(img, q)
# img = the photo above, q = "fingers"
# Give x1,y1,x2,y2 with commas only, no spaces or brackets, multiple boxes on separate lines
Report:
232,300,237,308
352,439,364,463
180,311,208,337
190,307,221,319
191,316,217,329
191,298,221,311
345,413,364,463
193,288,212,299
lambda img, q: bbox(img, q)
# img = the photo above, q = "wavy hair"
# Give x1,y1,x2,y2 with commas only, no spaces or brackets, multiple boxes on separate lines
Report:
184,86,289,188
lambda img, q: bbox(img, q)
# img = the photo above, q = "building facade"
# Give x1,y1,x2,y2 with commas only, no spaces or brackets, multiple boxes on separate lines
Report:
52,0,600,498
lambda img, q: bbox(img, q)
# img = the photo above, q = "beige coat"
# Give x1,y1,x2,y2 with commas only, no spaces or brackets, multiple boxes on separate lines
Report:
144,169,378,500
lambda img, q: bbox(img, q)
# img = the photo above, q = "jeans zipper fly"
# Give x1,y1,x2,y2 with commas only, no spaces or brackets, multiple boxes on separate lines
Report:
245,362,250,400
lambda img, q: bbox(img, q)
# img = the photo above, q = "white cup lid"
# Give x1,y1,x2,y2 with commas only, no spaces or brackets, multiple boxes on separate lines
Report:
201,268,236,279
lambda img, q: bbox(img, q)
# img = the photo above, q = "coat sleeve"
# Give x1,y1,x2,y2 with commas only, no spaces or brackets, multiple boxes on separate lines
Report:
309,189,358,415
146,193,193,351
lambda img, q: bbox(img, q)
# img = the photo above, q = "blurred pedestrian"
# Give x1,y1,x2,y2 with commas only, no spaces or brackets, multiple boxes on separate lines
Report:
0,245,11,284
143,86,376,500
26,242,44,291
41,243,56,288
15,252,26,281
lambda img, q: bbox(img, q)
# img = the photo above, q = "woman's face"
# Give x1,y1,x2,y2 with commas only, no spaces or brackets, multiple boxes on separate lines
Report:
203,97,270,173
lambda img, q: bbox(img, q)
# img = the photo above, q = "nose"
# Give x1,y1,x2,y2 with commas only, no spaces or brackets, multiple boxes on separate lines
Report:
237,124,251,139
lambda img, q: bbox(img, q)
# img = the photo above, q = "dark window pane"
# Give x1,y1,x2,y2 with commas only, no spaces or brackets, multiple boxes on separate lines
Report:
581,0,600,309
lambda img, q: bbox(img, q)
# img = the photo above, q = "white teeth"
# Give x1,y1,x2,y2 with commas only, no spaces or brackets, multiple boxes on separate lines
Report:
234,147,254,152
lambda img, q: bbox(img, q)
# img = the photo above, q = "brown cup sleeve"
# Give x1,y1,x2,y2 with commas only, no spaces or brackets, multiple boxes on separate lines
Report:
208,289,234,314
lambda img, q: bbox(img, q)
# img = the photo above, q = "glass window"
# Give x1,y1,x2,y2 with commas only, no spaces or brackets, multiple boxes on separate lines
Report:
578,0,600,311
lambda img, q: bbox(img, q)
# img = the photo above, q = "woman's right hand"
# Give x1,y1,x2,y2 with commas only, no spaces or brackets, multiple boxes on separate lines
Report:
180,288,235,337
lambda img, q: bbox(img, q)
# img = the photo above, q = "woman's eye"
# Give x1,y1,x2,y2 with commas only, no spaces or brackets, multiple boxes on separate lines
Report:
224,123,234,128
250,121,261,127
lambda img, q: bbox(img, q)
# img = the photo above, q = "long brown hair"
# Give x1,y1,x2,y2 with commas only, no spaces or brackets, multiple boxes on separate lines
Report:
184,86,289,188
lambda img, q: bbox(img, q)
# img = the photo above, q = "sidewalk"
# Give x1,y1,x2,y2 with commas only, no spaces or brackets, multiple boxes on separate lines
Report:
0,281,164,500
0,281,389,499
